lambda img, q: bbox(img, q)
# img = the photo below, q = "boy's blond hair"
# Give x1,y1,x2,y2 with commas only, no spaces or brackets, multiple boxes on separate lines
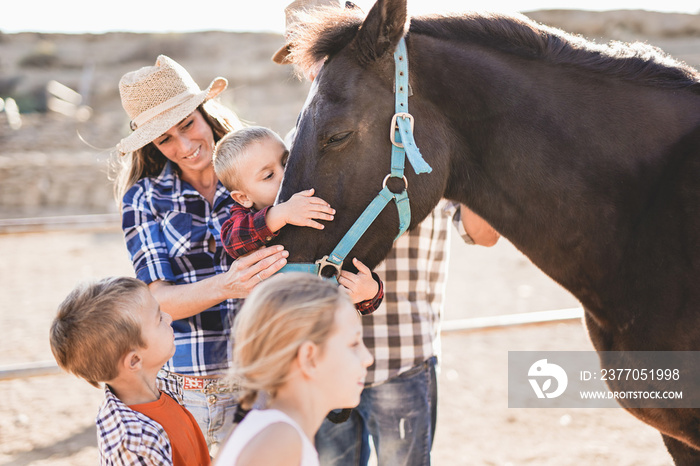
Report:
231,273,353,409
49,277,148,388
213,126,284,192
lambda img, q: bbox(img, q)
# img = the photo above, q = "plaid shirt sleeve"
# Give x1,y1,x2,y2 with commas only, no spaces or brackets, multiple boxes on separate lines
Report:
355,272,384,316
122,181,176,284
220,203,278,259
449,202,476,245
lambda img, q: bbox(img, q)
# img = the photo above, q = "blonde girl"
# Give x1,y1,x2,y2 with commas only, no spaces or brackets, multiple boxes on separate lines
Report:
215,273,374,466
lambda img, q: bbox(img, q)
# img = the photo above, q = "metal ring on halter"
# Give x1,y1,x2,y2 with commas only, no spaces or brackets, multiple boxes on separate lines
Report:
390,112,415,148
382,174,408,191
314,255,343,279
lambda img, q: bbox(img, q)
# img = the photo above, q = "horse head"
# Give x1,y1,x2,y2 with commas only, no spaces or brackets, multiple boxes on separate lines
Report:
271,1,700,462
274,0,451,272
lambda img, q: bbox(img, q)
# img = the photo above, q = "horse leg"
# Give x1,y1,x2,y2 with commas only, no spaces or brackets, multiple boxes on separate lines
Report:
662,434,700,465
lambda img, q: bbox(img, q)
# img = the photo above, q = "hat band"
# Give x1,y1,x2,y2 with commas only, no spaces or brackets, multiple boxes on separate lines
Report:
130,90,198,131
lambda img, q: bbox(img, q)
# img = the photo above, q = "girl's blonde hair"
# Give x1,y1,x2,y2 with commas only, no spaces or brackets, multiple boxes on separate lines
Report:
112,100,243,206
231,273,353,410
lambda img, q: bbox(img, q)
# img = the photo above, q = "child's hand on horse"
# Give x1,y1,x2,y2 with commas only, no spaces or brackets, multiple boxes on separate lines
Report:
338,258,379,303
277,188,335,230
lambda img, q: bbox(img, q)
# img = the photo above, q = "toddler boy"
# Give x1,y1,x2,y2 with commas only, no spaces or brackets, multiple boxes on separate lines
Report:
213,126,382,314
50,277,211,465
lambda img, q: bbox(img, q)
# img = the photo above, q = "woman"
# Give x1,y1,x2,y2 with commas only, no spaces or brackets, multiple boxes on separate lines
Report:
113,55,288,453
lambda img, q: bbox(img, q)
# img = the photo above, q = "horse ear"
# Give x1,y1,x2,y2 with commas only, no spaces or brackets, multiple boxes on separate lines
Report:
351,0,407,65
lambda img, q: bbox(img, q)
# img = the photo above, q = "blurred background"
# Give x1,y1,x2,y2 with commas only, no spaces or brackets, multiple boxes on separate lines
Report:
3,1,699,34
1,2,699,219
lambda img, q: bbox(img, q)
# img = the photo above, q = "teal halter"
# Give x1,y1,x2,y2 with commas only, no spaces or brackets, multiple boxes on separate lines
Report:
279,37,432,279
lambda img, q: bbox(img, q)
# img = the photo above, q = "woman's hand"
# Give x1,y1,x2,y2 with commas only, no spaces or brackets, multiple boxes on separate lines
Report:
149,245,288,320
220,245,289,298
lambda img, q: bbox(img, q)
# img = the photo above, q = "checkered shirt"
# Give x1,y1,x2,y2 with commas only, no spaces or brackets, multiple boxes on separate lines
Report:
96,374,182,466
363,200,473,386
221,202,384,315
121,161,237,376
220,203,278,258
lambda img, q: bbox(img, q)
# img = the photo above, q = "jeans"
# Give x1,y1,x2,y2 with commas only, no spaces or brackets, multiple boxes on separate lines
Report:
316,356,438,466
181,388,239,456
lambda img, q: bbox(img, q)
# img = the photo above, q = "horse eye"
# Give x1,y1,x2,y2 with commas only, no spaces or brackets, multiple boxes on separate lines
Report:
325,131,352,147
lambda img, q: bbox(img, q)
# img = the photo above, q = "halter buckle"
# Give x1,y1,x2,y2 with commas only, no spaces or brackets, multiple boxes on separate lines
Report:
315,255,343,279
390,112,415,148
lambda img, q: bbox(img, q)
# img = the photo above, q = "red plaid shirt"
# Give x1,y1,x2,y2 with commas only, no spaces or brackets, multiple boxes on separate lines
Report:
221,203,278,258
221,203,383,315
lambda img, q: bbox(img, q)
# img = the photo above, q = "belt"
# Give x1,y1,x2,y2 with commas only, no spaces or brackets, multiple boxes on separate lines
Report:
176,374,239,395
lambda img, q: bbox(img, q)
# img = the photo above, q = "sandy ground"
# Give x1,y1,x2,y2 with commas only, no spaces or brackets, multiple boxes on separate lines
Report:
0,228,674,465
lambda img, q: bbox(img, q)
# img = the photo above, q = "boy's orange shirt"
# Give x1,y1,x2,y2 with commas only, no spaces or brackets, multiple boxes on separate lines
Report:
130,392,211,466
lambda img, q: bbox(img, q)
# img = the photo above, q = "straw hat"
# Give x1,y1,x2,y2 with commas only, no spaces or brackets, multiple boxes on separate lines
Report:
272,0,343,64
117,55,227,154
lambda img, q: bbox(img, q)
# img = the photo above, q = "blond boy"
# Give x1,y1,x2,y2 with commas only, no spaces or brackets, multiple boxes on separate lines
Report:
213,126,383,315
50,277,210,466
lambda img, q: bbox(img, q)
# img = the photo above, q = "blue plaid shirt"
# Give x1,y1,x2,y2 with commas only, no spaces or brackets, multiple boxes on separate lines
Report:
122,161,237,376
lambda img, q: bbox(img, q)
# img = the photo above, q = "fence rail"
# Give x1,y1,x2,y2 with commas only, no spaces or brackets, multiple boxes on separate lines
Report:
442,307,583,332
0,361,62,380
0,308,583,381
0,215,584,381
0,214,121,234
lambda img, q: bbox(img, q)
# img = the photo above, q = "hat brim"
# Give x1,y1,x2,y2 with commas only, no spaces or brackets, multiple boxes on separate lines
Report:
117,77,227,154
272,44,292,65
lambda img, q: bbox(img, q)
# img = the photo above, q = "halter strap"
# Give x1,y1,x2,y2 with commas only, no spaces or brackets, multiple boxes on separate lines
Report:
278,36,431,279
392,38,432,177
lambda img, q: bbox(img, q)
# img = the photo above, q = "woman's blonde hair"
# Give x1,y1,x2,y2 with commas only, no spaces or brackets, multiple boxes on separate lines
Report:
49,277,148,388
231,273,353,410
112,99,243,205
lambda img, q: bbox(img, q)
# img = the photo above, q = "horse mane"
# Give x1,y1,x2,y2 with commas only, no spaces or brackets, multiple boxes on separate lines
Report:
288,8,700,91
287,7,364,74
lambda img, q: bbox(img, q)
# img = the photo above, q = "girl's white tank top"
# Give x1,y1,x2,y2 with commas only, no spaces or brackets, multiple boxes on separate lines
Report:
216,409,319,466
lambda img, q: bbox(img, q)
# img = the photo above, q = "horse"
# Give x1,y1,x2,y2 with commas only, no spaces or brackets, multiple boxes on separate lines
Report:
273,0,700,463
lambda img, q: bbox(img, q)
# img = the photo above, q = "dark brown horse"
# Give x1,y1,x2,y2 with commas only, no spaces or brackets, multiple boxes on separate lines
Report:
273,0,700,462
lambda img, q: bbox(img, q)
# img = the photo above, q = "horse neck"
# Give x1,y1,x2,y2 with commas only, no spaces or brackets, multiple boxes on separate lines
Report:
411,34,700,314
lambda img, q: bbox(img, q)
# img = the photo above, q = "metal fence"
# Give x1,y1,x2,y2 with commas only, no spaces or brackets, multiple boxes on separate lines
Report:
0,214,583,381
